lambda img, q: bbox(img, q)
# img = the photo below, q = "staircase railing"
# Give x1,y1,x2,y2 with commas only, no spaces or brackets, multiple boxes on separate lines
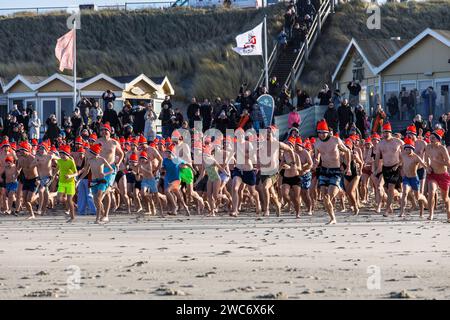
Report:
254,40,278,91
283,0,332,94
171,0,189,7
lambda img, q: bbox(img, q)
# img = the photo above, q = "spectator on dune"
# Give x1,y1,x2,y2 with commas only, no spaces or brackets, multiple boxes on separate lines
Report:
6,115,18,138
224,99,238,130
89,101,103,122
284,8,295,38
372,104,386,134
144,103,157,141
132,102,147,135
174,108,184,129
291,23,306,53
159,101,173,138
303,97,313,109
413,114,426,134
9,104,21,117
187,97,201,129
332,90,341,108
214,110,229,135
269,77,280,96
386,93,399,120
71,108,84,136
338,99,354,137
238,89,256,113
17,109,30,134
317,84,332,106
200,99,213,132
277,86,291,115
304,0,316,21
213,98,223,120
278,30,288,50
44,114,60,144
288,106,301,129
250,103,264,132
101,89,116,109
323,101,339,134
118,102,134,128
347,81,362,107
77,97,92,124
296,89,309,110
355,104,368,139
28,110,41,141
102,102,121,133
421,86,437,116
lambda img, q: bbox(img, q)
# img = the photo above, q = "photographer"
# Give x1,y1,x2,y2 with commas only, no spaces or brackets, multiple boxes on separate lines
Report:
102,89,116,109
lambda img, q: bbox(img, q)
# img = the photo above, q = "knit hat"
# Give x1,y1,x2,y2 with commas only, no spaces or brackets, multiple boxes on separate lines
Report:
59,144,71,156
382,122,392,132
316,119,329,133
129,153,138,162
139,151,148,160
89,143,102,155
406,125,417,136
403,137,415,150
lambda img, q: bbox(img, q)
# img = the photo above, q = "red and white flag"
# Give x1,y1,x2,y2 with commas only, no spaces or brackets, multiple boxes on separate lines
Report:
55,29,75,72
232,22,263,56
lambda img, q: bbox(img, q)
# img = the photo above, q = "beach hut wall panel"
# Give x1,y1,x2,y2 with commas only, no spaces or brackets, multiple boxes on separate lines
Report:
38,79,73,92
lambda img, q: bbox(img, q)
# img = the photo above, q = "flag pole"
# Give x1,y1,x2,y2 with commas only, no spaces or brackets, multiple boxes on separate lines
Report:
264,14,269,90
73,20,77,111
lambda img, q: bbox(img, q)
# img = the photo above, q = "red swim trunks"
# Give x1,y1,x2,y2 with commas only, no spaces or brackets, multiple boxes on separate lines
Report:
427,172,450,191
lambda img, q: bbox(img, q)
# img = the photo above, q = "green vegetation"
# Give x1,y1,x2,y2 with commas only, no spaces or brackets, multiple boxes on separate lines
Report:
298,0,450,96
0,5,285,101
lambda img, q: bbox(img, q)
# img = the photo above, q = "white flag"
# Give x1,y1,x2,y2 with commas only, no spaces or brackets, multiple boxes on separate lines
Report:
232,22,263,56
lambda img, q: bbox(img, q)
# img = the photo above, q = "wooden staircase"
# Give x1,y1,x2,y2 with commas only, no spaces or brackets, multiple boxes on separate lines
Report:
255,0,334,95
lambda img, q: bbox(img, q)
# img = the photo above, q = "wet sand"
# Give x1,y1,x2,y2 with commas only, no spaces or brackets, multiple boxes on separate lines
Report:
0,210,449,299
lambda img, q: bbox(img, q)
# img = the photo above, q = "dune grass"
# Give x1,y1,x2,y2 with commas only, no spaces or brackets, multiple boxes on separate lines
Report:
0,5,285,101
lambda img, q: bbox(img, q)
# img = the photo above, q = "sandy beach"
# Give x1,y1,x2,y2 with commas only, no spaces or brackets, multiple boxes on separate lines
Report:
0,210,449,300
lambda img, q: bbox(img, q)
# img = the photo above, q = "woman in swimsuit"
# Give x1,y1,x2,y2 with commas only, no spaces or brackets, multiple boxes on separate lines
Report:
342,138,363,215
280,141,302,218
195,148,227,217
360,138,374,203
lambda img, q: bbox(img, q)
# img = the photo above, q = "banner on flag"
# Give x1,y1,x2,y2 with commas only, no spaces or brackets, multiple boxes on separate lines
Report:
55,29,75,72
257,94,275,128
232,22,263,56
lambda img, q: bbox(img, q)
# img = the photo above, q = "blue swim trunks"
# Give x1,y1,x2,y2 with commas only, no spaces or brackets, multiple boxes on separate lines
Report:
402,176,420,191
104,164,117,188
141,178,158,193
90,178,108,194
6,182,18,193
318,167,342,188
299,172,312,190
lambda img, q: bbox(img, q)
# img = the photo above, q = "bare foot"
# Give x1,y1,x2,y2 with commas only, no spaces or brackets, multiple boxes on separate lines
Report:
263,211,270,217
136,207,143,213
101,217,110,223
326,219,337,225
66,218,74,223
427,215,433,221
26,216,35,220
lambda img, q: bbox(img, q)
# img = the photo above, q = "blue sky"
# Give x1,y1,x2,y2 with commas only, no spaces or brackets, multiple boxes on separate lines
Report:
0,0,160,9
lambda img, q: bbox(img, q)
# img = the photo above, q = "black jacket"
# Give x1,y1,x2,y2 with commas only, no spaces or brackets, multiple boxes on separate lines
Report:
102,108,121,133
347,82,362,96
318,90,332,106
337,104,354,130
132,108,147,134
323,107,339,133
187,103,200,120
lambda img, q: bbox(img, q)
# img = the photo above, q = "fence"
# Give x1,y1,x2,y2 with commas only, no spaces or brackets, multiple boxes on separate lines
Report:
0,2,176,16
